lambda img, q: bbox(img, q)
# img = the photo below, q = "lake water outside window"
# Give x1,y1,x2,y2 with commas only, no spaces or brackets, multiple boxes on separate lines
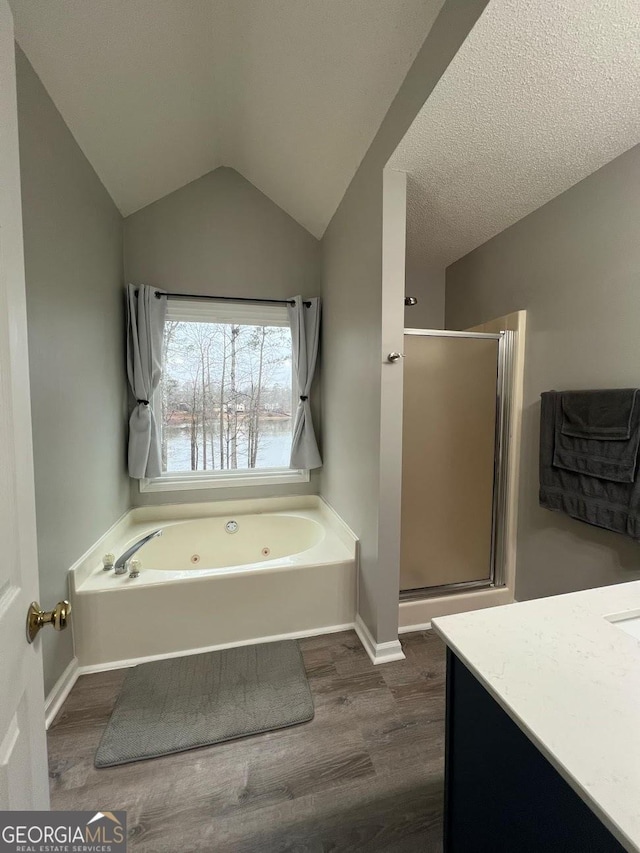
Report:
160,313,293,473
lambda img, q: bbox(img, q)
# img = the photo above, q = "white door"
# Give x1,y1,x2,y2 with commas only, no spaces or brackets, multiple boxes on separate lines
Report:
0,0,50,810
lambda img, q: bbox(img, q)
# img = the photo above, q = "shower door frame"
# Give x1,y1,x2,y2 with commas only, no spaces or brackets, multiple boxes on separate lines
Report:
399,327,515,601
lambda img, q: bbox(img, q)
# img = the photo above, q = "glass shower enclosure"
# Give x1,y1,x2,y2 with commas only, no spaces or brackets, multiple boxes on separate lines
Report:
400,329,514,598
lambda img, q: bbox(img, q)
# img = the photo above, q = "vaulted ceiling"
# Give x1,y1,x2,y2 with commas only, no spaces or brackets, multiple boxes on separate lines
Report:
390,0,640,270
11,0,640,267
9,0,444,237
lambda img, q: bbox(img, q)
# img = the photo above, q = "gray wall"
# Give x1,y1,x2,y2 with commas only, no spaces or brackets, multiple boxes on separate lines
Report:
17,48,129,694
320,0,489,644
405,263,445,329
446,142,640,601
124,166,321,505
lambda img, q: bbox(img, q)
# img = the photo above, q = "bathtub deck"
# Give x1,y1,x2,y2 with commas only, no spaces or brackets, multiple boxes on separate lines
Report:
47,630,445,852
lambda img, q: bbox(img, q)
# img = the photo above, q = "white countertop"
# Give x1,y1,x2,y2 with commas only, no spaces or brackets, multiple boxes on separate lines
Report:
432,581,640,853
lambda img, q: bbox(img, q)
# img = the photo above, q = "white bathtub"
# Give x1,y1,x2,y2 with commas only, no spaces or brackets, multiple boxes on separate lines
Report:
70,497,357,670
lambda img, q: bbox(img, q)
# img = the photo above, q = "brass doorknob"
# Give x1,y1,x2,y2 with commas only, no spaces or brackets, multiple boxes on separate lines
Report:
26,600,71,644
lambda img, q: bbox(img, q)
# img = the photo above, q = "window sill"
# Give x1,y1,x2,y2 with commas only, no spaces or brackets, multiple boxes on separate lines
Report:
139,468,310,493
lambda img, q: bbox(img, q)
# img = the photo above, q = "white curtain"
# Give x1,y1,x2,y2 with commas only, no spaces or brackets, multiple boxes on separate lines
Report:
288,295,322,469
126,283,167,478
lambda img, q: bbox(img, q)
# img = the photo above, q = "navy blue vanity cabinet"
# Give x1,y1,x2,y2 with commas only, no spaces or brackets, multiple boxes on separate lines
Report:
443,650,626,853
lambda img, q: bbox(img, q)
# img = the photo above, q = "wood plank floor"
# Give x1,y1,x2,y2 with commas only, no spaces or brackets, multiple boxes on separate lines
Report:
48,630,446,852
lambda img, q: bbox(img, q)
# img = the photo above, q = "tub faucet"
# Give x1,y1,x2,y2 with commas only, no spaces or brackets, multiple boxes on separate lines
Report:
114,528,163,574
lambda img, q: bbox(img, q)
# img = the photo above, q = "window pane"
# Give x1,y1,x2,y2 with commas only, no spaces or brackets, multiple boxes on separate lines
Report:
160,320,293,473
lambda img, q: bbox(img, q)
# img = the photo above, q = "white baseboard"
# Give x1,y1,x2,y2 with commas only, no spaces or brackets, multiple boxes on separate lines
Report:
45,621,403,718
78,622,356,675
398,621,432,633
45,657,79,729
354,614,405,665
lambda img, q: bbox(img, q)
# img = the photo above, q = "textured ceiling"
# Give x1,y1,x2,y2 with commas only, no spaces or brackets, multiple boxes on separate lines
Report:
390,0,640,270
9,0,444,235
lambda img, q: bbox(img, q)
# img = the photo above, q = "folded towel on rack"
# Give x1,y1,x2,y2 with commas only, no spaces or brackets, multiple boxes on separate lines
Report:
540,391,640,540
553,389,640,483
559,388,637,439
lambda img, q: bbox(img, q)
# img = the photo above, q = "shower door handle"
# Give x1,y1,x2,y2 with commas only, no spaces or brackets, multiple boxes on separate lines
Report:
387,352,405,363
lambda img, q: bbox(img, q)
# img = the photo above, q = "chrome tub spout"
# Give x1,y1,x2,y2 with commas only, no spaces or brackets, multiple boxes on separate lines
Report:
114,528,163,574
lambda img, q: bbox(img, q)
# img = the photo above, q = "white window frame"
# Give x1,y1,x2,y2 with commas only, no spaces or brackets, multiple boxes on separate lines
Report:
140,298,307,493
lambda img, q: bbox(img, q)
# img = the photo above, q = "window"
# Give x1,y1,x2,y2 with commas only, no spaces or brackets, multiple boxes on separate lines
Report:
141,299,308,491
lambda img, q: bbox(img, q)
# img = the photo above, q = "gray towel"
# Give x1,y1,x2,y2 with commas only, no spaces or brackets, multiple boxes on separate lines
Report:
540,391,640,540
559,389,637,438
553,389,640,483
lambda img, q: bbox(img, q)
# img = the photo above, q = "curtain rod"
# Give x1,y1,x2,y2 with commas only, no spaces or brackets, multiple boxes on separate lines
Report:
154,291,311,307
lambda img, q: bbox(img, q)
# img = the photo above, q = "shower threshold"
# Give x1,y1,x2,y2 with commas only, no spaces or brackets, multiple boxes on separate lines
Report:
399,578,496,601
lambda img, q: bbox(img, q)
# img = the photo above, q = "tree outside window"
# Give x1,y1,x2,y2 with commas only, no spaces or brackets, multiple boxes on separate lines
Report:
160,318,293,473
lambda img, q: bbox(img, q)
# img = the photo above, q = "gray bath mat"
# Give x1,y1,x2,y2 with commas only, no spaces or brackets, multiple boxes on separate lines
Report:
95,640,314,767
